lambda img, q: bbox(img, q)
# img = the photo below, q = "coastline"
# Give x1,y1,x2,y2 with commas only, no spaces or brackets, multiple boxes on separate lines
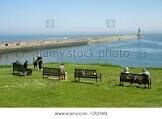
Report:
0,62,162,69
0,34,138,53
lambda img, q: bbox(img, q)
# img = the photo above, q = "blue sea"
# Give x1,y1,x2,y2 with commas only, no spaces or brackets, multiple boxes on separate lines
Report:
0,34,162,67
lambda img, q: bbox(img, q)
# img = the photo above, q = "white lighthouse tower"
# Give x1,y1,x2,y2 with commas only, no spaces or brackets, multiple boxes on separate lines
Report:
137,28,144,39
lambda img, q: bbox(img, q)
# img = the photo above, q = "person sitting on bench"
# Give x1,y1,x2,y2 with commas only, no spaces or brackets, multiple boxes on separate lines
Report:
122,67,130,73
140,68,151,79
15,60,21,65
23,60,32,75
139,68,151,88
120,67,131,83
24,60,28,69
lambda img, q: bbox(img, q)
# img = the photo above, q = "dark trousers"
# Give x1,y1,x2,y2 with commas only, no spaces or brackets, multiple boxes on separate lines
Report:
38,62,42,70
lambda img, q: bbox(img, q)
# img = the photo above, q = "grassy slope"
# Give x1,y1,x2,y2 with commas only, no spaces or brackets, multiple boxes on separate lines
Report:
0,63,162,107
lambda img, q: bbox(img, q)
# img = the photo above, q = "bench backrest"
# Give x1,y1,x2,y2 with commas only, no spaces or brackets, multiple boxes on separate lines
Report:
120,72,149,80
137,74,149,81
43,67,60,75
13,63,25,72
75,69,97,77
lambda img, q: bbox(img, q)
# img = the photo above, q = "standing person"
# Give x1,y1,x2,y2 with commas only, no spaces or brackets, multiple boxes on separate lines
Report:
59,63,65,80
33,55,38,69
37,54,43,71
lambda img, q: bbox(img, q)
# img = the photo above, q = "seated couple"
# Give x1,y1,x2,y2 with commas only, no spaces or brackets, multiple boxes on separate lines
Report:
122,67,151,79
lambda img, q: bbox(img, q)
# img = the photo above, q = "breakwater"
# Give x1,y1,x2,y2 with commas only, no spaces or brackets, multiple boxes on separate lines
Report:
0,34,138,53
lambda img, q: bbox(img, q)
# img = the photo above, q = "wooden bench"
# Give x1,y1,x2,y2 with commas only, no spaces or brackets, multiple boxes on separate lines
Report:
120,72,151,89
43,67,64,80
13,63,32,76
74,68,102,84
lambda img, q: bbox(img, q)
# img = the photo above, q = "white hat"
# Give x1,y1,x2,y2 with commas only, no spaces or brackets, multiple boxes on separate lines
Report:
38,54,41,57
143,68,147,72
124,67,129,71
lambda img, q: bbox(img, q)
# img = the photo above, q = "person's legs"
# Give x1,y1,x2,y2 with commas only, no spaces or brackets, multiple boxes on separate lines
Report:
60,71,65,80
38,62,43,71
40,63,43,71
63,72,65,80
33,63,36,69
65,72,67,79
38,62,41,70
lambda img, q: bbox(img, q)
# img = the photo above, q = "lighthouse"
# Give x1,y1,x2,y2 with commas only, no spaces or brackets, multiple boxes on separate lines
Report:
137,28,143,39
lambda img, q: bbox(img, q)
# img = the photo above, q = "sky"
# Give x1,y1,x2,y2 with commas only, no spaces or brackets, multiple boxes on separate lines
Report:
0,0,162,35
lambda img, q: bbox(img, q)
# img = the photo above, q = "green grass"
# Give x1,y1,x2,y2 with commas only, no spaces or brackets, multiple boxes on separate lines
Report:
0,63,162,107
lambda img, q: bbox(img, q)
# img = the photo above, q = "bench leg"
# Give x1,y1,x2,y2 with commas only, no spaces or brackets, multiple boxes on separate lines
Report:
74,76,76,82
96,77,98,84
147,82,150,89
119,81,121,86
130,82,133,86
121,81,124,86
120,78,123,86
148,84,150,89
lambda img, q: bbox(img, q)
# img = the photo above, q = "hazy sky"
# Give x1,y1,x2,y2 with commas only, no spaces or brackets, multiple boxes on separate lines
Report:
0,0,162,35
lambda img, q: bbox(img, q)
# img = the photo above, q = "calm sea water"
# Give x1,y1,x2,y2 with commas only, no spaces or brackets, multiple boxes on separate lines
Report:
0,34,162,67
